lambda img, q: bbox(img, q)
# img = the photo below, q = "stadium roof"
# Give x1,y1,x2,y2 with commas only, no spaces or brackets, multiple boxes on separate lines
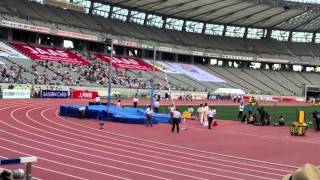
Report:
101,0,320,32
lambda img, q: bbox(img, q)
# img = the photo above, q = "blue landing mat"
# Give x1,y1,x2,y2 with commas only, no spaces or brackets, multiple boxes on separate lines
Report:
59,105,170,124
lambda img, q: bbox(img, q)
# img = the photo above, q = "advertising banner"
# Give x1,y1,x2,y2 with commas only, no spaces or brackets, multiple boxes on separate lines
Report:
41,90,69,98
1,20,50,34
257,58,290,64
11,43,90,64
143,60,182,74
166,62,226,83
2,89,31,99
0,42,29,59
55,30,97,41
72,90,98,99
94,54,155,71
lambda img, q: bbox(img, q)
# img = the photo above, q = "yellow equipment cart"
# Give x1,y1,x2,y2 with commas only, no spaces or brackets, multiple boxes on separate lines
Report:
290,111,307,136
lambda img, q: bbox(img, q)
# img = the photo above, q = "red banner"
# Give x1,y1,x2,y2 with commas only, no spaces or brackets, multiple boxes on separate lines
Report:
94,54,155,71
11,43,90,65
72,90,98,99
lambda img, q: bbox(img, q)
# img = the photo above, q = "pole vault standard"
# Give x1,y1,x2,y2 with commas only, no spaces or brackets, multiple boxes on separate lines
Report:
108,40,113,106
149,43,157,108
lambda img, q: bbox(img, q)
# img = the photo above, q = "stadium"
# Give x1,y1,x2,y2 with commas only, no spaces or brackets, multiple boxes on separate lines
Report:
1,0,320,179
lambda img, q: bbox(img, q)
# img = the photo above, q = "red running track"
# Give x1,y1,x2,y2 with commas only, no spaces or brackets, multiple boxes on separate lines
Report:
0,99,319,180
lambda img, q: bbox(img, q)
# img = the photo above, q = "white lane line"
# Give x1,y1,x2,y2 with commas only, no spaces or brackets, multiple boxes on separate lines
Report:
0,153,88,180
0,117,285,178
8,107,174,180
0,139,133,180
48,108,296,172
0,127,277,180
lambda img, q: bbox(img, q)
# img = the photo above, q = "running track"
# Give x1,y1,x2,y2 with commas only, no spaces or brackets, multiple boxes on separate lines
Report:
0,99,319,180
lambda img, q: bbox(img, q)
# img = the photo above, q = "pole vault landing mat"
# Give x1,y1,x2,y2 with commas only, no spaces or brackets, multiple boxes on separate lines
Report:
59,105,171,124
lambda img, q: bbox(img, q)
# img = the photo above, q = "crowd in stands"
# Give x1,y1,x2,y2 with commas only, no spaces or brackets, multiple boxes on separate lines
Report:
0,64,27,84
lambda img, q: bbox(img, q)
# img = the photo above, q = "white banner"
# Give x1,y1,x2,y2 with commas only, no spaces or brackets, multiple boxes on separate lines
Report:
0,42,29,59
166,62,226,83
2,89,31,99
1,20,50,34
144,60,182,74
257,58,290,64
55,30,97,41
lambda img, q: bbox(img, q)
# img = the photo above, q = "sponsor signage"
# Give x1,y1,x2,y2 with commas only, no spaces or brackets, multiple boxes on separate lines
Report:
2,89,31,99
192,51,204,56
166,62,226,83
1,20,50,34
11,43,90,64
94,54,155,71
222,54,253,61
257,58,290,64
206,52,220,58
0,41,29,59
72,90,98,99
41,90,69,98
55,30,97,41
141,43,155,50
295,60,310,65
112,39,138,47
158,46,172,52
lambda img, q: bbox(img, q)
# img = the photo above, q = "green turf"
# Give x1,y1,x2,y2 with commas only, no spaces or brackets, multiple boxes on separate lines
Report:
138,105,319,127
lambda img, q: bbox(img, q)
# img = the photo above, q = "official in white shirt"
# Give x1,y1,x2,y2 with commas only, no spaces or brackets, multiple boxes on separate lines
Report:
203,103,209,126
171,108,181,133
95,96,101,105
133,96,138,108
208,107,217,129
238,103,245,119
154,100,160,113
145,105,153,127
116,100,121,108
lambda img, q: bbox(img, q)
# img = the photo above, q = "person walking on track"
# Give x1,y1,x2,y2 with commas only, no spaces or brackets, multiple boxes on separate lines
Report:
208,107,216,129
145,105,153,127
133,95,138,108
171,108,181,133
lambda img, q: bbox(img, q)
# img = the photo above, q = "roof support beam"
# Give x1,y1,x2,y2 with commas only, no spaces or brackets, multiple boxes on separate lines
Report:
207,3,259,22
168,0,225,16
189,1,245,19
227,6,278,25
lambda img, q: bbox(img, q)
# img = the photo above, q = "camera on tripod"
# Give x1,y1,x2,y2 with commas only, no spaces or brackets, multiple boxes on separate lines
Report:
0,169,25,180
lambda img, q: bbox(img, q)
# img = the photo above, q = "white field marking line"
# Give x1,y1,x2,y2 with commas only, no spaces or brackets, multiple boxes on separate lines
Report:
16,107,207,180
0,130,176,180
4,104,286,179
0,138,138,180
189,126,320,145
58,112,300,169
51,108,295,173
0,126,276,180
51,109,297,172
6,102,288,177
8,108,175,180
0,118,286,179
0,156,44,180
0,151,88,180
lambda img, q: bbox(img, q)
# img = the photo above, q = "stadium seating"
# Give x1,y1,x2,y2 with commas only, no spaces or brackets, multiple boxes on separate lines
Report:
2,0,320,61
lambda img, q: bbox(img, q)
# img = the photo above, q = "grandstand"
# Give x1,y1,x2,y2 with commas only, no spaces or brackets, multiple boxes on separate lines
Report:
1,0,320,97
3,1,320,180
